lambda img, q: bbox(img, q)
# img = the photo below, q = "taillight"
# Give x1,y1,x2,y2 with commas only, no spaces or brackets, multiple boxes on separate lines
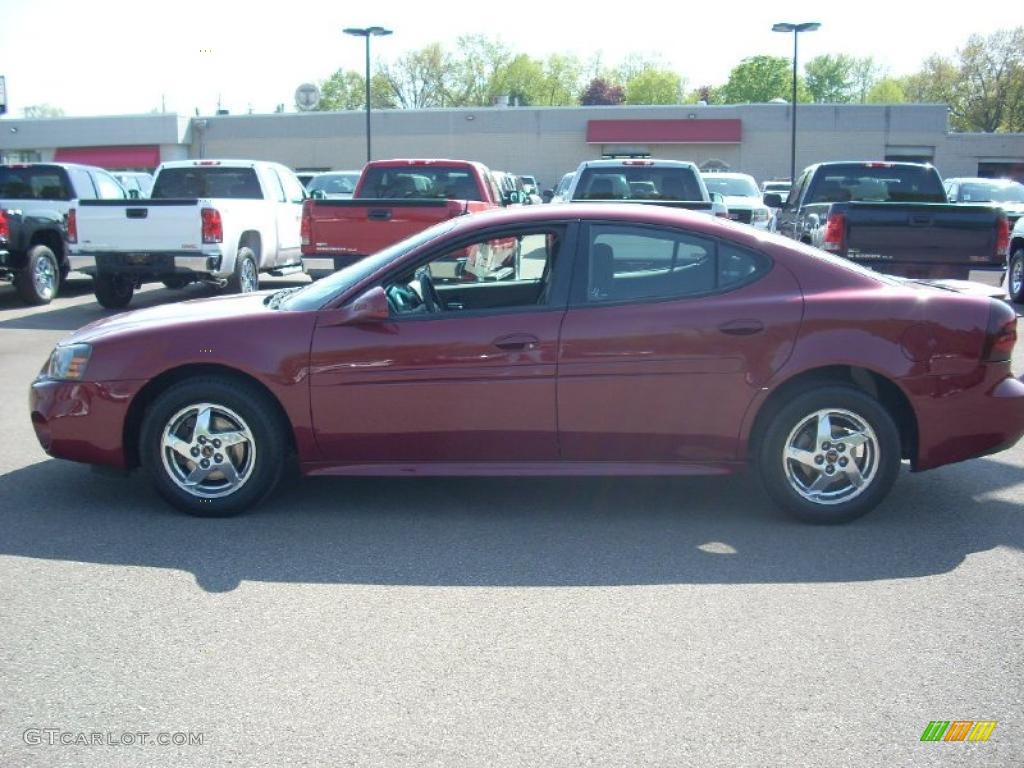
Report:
823,212,846,252
982,299,1017,363
300,200,312,246
201,207,222,244
0,209,9,241
995,216,1009,257
65,209,77,243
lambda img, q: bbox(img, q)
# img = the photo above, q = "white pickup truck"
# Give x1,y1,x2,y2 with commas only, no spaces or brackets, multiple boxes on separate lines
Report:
68,159,306,308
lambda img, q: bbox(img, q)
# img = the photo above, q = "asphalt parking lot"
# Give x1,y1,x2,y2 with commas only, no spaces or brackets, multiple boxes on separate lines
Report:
1,276,1022,767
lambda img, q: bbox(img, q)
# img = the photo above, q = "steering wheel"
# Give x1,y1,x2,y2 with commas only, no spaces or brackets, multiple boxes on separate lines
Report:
414,267,443,313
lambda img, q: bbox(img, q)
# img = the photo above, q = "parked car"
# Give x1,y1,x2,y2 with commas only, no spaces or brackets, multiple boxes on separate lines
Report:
518,175,543,204
548,171,575,203
30,204,1024,524
701,172,772,229
1008,216,1024,302
296,172,320,189
113,171,154,198
307,170,360,200
492,171,527,206
761,179,791,199
301,158,505,279
768,162,1010,281
567,159,718,216
68,159,307,308
944,177,1024,231
0,162,129,304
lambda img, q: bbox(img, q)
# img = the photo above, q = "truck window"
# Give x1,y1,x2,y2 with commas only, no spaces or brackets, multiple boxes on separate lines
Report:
573,167,703,201
266,168,287,203
278,168,308,204
0,166,73,200
806,164,946,204
93,170,127,199
359,166,483,201
152,167,263,199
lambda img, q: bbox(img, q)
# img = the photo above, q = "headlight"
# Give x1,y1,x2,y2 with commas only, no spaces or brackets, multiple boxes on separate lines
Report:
751,208,771,223
46,343,92,380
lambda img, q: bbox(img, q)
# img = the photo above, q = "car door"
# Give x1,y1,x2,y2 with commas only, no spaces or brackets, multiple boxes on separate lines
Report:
775,168,811,241
308,222,577,464
557,221,803,463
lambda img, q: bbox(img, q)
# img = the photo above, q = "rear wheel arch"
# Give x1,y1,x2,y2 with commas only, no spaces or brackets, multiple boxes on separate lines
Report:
746,365,918,466
122,364,295,470
238,231,262,266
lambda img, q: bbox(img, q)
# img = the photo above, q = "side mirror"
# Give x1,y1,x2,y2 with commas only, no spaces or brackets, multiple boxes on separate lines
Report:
542,189,554,203
341,286,390,324
763,193,783,208
128,189,140,199
312,189,326,200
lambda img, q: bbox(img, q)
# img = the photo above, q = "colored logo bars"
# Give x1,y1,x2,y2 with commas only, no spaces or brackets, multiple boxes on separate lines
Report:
920,721,997,742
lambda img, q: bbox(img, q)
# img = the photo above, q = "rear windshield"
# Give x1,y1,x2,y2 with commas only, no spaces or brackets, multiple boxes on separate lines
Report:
573,166,704,201
308,172,359,196
958,181,1024,203
0,166,72,200
358,166,482,201
806,164,946,204
703,176,760,197
151,167,263,199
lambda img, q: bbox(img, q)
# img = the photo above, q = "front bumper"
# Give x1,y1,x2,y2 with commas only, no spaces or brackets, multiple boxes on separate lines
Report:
69,250,225,278
30,378,145,469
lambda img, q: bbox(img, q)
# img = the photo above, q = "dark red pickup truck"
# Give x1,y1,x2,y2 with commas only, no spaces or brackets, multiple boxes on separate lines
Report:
301,159,505,279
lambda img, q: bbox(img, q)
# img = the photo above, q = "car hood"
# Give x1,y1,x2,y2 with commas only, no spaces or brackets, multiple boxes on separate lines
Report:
64,291,276,345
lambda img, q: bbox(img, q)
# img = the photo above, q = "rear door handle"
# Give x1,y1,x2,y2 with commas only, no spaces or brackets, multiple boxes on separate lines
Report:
718,319,764,336
493,333,540,350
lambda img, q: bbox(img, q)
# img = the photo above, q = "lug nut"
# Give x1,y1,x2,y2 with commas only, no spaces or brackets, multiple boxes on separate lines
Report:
190,447,200,458
821,441,831,450
198,436,207,445
814,455,824,465
200,459,210,469
825,465,835,475
214,453,223,463
839,457,849,467
213,439,221,448
837,444,846,453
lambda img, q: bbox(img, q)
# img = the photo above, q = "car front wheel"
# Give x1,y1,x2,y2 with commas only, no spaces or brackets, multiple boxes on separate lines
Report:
140,376,286,516
1008,246,1024,303
757,385,901,524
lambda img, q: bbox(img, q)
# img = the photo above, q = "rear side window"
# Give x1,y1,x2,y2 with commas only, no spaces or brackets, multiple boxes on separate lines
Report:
358,166,483,201
0,166,73,200
152,167,263,199
93,171,127,199
583,224,770,304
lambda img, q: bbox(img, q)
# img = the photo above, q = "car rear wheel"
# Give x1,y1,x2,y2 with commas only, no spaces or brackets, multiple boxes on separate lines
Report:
15,244,60,305
225,247,259,294
140,377,286,516
93,273,135,309
1008,246,1024,303
757,385,901,524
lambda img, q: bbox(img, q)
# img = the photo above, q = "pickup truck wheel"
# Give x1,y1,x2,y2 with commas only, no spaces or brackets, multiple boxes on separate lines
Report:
140,376,285,516
757,386,901,524
226,247,259,294
1008,247,1024,303
93,274,135,309
15,245,59,305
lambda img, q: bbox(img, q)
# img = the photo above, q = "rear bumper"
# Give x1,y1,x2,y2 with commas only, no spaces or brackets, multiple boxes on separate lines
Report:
909,370,1024,471
29,378,144,470
69,250,225,277
301,253,365,275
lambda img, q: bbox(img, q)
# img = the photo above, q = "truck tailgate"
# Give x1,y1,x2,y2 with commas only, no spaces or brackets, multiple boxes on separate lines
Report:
76,199,203,252
844,202,1002,267
305,198,465,256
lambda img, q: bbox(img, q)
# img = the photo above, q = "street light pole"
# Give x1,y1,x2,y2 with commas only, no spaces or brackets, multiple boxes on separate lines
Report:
772,21,820,184
343,26,392,163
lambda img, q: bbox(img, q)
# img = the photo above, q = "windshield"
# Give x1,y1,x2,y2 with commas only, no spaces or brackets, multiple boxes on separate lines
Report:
573,166,704,201
281,219,460,311
308,172,359,196
703,176,760,198
958,181,1024,203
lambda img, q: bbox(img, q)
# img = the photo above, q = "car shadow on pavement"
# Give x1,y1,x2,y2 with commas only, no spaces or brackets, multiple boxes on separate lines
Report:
1,455,1021,592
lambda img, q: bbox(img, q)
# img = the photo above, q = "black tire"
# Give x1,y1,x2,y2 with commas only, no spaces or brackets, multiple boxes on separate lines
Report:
93,273,135,309
139,376,286,516
225,246,259,294
1008,246,1024,304
757,385,901,524
15,244,60,305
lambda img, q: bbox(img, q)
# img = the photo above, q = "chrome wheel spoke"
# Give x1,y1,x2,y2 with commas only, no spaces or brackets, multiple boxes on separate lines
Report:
786,446,819,470
806,473,833,496
185,464,213,486
844,461,866,489
193,406,213,439
841,431,870,451
213,429,249,448
219,460,240,485
815,413,833,447
166,435,194,461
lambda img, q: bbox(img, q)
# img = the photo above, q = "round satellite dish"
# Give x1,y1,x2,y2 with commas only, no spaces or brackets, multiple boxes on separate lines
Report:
295,83,321,111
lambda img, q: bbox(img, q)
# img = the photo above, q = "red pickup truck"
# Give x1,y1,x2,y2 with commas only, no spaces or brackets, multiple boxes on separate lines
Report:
301,159,506,279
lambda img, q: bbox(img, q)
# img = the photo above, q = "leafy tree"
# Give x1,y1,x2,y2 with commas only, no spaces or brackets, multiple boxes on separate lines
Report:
379,43,455,109
865,77,906,103
22,104,64,118
954,27,1024,131
537,54,585,106
450,35,514,107
580,77,625,106
491,54,545,107
804,54,857,103
317,70,394,111
850,57,883,103
719,55,797,103
624,67,684,105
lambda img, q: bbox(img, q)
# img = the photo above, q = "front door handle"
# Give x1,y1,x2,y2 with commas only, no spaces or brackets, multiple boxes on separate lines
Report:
493,333,540,351
718,319,764,336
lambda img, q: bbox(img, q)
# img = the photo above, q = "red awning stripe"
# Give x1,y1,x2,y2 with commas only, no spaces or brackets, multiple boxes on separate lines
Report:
53,145,160,169
586,119,742,144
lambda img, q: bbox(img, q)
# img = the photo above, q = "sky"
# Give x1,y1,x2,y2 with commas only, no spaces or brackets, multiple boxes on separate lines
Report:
0,0,1013,117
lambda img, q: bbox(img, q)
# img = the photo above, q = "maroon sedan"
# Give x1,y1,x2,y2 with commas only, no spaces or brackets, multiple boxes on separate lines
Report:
30,204,1024,522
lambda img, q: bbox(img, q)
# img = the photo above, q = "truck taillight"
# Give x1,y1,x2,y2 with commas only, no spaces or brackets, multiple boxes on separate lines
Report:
65,209,77,243
823,212,846,252
995,216,1010,257
201,208,223,244
0,209,9,241
982,299,1017,363
300,200,312,246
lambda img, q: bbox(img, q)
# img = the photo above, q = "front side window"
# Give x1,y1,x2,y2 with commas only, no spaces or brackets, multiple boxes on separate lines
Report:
93,171,127,199
583,224,769,304
384,228,563,317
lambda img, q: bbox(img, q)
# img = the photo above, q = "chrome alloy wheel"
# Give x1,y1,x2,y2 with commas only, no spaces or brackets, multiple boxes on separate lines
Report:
1011,255,1023,298
782,408,880,506
160,402,256,499
33,255,57,300
240,258,258,292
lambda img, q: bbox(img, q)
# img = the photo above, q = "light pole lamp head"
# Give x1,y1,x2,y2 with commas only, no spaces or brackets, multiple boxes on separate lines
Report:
343,26,392,37
772,21,821,33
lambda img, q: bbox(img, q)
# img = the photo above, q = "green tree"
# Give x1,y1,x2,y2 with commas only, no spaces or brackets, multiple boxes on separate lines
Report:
536,53,584,106
379,43,456,109
491,54,545,106
719,55,797,103
624,67,684,105
850,57,883,103
450,35,514,106
804,54,857,103
955,27,1024,131
865,77,906,103
317,70,394,111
